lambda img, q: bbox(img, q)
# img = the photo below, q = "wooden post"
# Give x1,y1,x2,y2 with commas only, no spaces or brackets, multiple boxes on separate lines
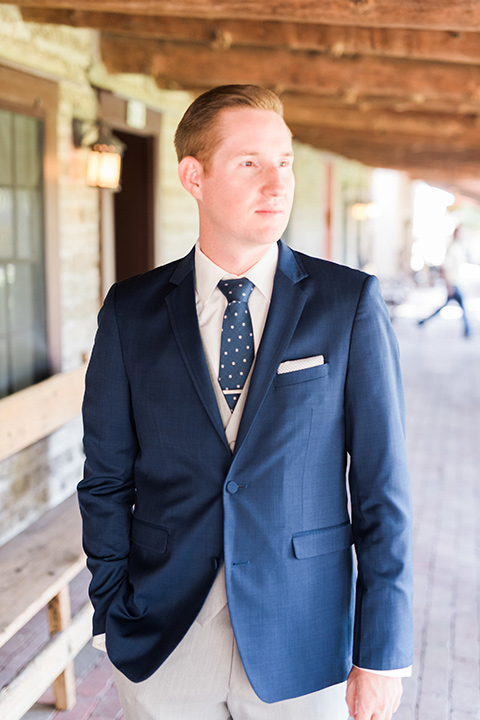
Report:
47,587,76,710
325,162,333,261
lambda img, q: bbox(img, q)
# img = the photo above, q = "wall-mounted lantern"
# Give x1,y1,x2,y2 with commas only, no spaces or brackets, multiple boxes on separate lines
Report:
72,118,125,191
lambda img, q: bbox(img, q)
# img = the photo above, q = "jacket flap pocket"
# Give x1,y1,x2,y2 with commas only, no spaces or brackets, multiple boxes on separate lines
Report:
292,522,353,559
275,362,329,387
131,515,169,554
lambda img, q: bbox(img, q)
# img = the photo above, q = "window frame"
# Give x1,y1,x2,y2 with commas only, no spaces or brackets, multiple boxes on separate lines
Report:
0,62,61,385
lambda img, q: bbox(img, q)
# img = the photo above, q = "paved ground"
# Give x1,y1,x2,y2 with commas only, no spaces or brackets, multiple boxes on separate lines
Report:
5,284,480,720
393,288,480,720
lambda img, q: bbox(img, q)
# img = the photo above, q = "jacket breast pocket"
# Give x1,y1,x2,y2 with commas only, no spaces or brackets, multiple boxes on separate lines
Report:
292,521,353,559
274,362,330,387
131,515,169,554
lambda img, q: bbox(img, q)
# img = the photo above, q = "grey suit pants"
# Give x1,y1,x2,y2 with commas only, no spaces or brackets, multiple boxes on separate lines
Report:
112,600,349,720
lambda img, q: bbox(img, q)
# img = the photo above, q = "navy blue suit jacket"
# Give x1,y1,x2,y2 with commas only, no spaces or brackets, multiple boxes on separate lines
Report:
78,241,413,703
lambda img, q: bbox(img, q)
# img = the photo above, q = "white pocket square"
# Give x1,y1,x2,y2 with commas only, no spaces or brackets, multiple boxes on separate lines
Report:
277,355,325,374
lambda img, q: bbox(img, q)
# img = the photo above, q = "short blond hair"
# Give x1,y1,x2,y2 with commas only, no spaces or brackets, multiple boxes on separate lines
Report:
174,85,285,174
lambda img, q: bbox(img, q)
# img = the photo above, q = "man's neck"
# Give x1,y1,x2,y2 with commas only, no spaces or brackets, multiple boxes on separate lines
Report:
198,240,276,276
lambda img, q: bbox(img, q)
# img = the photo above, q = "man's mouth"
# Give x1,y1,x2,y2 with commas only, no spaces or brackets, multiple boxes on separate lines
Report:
255,208,282,214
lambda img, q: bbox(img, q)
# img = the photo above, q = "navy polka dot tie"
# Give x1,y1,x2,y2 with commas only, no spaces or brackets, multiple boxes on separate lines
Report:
217,278,255,411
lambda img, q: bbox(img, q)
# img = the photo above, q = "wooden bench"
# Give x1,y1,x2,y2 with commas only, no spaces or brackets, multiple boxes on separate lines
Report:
0,494,92,720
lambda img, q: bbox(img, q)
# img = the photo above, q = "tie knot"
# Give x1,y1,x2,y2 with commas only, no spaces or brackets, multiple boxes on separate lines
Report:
218,278,254,304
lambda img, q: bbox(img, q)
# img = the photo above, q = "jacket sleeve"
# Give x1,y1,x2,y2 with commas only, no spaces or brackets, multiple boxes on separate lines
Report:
77,285,138,636
345,274,413,671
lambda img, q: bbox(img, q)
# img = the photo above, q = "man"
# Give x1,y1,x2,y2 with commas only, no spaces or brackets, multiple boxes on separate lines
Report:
418,226,471,336
78,85,413,720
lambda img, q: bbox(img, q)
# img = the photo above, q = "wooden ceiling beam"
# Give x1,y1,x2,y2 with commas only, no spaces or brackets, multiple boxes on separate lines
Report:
290,125,480,156
410,171,480,186
99,34,480,106
19,8,480,65
13,1,480,179
284,105,480,149
425,177,480,202
9,0,480,32
281,92,480,121
280,93,480,117
290,124,480,174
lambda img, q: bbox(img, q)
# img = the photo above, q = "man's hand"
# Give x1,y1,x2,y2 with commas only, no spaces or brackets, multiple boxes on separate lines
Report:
346,667,402,720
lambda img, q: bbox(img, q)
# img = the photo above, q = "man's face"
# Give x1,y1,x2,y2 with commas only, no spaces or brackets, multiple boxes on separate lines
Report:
196,107,295,257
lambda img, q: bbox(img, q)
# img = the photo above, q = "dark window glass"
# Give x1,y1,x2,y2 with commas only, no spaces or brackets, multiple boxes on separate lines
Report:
0,109,48,398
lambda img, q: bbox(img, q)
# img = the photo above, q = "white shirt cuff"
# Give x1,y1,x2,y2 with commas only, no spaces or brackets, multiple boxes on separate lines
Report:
353,664,412,677
92,633,106,652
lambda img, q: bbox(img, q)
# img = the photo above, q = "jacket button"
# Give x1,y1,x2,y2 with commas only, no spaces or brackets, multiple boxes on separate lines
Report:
226,480,239,494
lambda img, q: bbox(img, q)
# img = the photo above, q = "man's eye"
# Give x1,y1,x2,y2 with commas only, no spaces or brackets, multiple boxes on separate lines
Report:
242,161,253,167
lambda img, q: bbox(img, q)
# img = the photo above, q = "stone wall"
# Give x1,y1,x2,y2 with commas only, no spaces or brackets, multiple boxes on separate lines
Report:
0,6,196,544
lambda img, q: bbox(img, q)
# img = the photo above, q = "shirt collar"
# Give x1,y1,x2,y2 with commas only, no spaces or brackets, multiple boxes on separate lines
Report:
194,241,279,306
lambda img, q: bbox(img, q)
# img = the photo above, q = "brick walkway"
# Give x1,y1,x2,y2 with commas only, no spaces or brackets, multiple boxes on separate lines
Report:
394,288,480,720
11,286,480,720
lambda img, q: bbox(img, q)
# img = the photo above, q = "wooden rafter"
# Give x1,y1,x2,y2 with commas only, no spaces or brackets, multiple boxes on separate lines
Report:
291,126,480,174
19,8,480,65
4,0,480,180
284,105,480,149
291,123,480,158
9,0,480,31
99,35,480,106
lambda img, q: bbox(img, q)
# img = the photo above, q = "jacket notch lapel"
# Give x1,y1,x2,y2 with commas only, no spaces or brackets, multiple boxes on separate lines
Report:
166,251,228,449
234,243,308,454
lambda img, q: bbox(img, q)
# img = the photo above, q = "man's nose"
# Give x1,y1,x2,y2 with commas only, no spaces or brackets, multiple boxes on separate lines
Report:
262,166,284,195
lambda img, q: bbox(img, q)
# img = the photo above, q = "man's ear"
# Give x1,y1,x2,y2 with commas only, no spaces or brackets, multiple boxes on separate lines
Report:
178,156,204,199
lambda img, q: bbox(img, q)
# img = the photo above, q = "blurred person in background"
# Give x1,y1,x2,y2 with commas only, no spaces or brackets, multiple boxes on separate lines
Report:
419,226,471,337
